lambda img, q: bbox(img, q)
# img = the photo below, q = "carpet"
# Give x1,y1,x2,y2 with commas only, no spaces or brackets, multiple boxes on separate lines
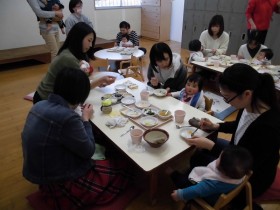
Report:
204,91,237,120
24,91,34,101
26,185,141,210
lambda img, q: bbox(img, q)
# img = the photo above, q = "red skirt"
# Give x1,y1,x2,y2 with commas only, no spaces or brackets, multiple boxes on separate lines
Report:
40,159,132,210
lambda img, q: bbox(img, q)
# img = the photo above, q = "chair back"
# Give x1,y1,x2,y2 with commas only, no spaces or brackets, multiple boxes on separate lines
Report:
92,58,110,71
119,56,144,82
191,171,253,210
204,95,213,112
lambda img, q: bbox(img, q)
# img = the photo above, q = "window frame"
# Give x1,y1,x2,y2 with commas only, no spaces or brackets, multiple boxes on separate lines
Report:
94,0,141,10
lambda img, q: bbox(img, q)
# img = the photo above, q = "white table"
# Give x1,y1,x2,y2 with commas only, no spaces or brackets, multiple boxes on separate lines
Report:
94,48,144,61
86,78,222,202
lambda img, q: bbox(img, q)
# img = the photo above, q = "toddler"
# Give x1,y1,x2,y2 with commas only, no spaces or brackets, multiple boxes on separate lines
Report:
170,73,205,111
188,39,207,63
252,48,273,65
119,34,133,47
80,60,93,76
170,146,252,205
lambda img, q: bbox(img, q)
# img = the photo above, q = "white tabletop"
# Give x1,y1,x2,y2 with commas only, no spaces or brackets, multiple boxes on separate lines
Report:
94,48,144,61
86,78,222,172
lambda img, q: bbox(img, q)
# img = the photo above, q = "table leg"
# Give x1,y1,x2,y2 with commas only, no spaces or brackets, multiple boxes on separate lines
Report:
149,169,159,206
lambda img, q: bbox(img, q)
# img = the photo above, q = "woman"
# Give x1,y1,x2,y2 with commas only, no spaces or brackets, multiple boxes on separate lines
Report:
33,22,116,104
147,42,187,93
182,64,280,209
199,15,229,57
22,68,131,209
65,0,93,35
27,0,64,61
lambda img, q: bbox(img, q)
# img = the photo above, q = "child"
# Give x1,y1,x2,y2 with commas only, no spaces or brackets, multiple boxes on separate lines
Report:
170,146,253,206
39,0,66,34
188,39,207,63
252,48,274,65
80,60,93,76
119,34,133,47
169,73,205,111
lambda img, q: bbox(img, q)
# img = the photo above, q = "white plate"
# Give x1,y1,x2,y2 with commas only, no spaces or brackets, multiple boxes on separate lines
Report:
142,107,159,116
121,97,135,105
140,116,158,127
120,107,142,118
115,84,126,92
135,100,151,109
180,127,197,139
211,56,220,60
153,89,167,97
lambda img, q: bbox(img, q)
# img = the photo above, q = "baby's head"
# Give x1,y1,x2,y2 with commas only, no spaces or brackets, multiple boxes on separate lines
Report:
257,48,273,61
189,39,202,52
121,34,130,43
217,146,252,179
185,73,203,95
53,3,64,11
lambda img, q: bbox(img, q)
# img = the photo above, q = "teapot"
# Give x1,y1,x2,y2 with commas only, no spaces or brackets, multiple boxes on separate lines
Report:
100,99,112,114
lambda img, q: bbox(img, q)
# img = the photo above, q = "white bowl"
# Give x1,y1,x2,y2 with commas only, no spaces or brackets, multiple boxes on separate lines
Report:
180,127,198,139
121,96,135,105
158,110,172,120
115,84,126,92
142,107,159,116
140,116,158,127
153,89,167,97
135,100,151,109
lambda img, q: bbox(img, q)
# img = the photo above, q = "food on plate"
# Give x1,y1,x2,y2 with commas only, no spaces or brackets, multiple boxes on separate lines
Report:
135,100,151,109
153,89,167,97
158,110,172,120
142,108,159,116
140,116,158,127
128,84,138,89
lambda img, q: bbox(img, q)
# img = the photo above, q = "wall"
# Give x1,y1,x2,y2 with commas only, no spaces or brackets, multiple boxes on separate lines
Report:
0,0,141,50
170,0,184,42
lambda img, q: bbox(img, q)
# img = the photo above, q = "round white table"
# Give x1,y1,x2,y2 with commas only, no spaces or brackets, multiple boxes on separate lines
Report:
94,48,144,61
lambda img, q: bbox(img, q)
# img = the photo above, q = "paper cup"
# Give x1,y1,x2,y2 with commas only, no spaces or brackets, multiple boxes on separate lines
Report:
140,90,149,101
213,61,220,68
130,129,143,145
174,110,186,124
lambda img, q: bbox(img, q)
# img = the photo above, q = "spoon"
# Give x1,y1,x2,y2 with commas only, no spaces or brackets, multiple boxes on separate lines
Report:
176,125,193,129
122,104,138,113
120,125,134,137
190,127,199,137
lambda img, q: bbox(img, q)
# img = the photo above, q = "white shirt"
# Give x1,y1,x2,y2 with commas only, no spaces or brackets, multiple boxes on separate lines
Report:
238,44,267,60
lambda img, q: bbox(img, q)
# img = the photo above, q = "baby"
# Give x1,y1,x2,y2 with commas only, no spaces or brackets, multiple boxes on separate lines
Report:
80,60,93,76
188,39,207,63
252,48,274,65
119,34,133,47
171,146,252,206
169,73,205,111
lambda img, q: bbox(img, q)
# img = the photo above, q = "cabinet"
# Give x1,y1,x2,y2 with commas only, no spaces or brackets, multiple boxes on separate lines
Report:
141,0,172,41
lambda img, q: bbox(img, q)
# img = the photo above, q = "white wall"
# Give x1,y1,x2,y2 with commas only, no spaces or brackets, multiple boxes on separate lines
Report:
170,0,184,42
0,0,141,50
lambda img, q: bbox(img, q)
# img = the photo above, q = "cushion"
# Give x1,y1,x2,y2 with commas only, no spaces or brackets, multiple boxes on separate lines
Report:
26,185,140,210
254,167,280,202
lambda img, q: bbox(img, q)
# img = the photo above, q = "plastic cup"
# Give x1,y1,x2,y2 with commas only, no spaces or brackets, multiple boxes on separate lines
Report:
230,54,237,60
140,90,149,101
130,129,143,145
174,110,186,124
213,60,220,68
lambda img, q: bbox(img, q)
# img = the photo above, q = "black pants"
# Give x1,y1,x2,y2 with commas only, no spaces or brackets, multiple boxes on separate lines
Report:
33,91,42,104
247,29,268,45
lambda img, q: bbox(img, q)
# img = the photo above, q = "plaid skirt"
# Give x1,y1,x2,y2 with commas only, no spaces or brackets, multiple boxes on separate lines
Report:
40,159,132,210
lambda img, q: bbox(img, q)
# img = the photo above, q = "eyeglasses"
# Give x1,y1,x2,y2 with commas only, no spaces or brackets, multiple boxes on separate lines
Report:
222,94,240,103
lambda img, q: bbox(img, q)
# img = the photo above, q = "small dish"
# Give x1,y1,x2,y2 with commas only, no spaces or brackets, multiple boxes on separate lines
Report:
153,89,167,97
115,84,126,92
143,129,169,148
121,96,135,105
180,127,198,139
120,107,142,118
140,116,158,127
135,100,151,109
142,107,159,116
158,110,172,120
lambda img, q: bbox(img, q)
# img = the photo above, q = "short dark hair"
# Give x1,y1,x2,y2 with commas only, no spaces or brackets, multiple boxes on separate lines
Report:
58,22,96,61
189,39,202,52
260,48,274,60
149,42,173,70
186,73,203,91
248,30,261,45
121,34,130,41
218,146,253,179
219,63,278,111
54,68,90,105
119,21,130,29
208,15,224,37
69,0,82,13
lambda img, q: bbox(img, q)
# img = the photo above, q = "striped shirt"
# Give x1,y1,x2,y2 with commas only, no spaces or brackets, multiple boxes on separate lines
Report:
116,31,139,46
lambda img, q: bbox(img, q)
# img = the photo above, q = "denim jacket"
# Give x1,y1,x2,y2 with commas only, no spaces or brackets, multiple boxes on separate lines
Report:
22,94,95,184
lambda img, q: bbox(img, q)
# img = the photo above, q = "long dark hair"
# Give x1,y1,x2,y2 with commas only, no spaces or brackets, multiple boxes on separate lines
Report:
208,15,224,37
58,22,96,61
219,63,278,111
149,42,173,70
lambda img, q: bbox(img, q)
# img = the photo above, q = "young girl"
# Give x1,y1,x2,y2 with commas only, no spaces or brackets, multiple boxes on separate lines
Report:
170,73,205,111
147,42,187,92
188,39,206,63
199,15,229,57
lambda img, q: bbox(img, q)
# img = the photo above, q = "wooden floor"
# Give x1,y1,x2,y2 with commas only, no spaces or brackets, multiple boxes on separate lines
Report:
0,39,279,210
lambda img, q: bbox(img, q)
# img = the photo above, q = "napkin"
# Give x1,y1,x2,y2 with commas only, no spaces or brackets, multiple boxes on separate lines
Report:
106,117,128,128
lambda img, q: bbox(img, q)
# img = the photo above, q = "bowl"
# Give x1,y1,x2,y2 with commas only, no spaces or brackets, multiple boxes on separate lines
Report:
142,107,159,116
158,109,172,120
121,96,135,105
140,116,158,127
153,89,167,97
115,84,126,92
143,129,169,148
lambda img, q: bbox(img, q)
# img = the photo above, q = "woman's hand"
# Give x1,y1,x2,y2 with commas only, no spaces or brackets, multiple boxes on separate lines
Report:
55,11,63,18
183,136,215,150
81,104,94,121
200,118,219,131
171,190,179,202
150,77,159,87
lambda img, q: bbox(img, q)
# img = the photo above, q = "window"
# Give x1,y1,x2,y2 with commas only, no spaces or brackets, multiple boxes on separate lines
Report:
94,0,141,9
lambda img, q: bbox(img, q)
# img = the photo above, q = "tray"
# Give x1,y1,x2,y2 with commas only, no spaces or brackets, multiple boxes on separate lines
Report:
120,104,173,130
